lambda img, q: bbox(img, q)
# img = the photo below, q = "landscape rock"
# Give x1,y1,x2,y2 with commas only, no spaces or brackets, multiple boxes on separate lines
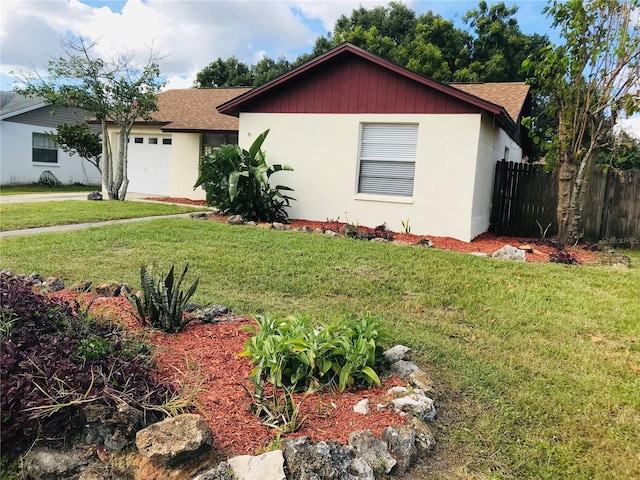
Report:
416,238,434,248
382,426,417,473
324,230,339,237
408,417,436,454
599,252,632,268
27,272,45,285
200,305,232,323
271,222,290,231
470,252,489,257
283,437,374,480
387,386,409,397
44,276,65,292
313,228,323,234
389,360,420,378
408,370,436,395
246,221,257,227
87,191,103,201
492,245,526,262
94,282,122,297
391,391,436,422
71,280,92,293
82,402,143,451
228,215,246,225
227,450,286,480
190,212,208,219
23,446,94,480
348,430,396,474
135,414,213,468
371,237,388,243
191,461,233,480
184,302,202,313
353,399,370,415
295,226,313,233
383,345,411,363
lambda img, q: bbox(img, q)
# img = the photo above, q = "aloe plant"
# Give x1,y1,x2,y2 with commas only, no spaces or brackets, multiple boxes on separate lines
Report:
125,264,199,333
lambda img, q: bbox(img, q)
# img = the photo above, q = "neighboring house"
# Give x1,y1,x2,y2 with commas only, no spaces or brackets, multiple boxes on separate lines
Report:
106,88,250,198
0,92,101,185
218,43,531,242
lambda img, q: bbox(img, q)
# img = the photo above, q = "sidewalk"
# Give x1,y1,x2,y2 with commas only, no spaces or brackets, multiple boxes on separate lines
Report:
1,213,197,238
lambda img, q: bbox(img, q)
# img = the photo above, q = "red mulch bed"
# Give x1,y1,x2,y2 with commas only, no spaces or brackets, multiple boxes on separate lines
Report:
53,291,407,457
145,197,597,264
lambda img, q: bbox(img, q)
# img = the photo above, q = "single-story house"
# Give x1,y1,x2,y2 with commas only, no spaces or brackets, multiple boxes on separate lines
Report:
0,91,101,185
107,87,250,198
218,43,531,242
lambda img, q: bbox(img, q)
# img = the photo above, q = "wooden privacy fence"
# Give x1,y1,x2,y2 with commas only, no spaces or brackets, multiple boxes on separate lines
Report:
489,161,640,249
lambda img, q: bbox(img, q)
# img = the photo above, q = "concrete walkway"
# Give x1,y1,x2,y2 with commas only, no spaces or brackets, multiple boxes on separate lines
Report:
0,193,208,238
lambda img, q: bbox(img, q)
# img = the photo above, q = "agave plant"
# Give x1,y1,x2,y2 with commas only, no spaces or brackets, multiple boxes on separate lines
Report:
125,264,199,333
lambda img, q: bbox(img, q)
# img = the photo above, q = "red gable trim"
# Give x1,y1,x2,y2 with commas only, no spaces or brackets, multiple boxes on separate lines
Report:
218,43,516,135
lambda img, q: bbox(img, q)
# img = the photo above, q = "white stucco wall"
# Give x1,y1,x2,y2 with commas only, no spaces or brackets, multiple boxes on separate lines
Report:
470,115,523,239
1,121,101,185
239,113,485,241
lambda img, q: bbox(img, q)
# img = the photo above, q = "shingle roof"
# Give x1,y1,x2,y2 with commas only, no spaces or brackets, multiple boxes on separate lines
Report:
449,82,530,123
152,88,251,131
0,91,45,118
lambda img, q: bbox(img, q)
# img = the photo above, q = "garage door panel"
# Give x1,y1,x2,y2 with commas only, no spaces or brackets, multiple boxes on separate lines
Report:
126,135,172,195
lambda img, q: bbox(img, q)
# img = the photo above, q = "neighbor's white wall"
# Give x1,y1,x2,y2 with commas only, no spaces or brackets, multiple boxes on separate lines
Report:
470,115,523,239
1,120,101,185
239,113,483,241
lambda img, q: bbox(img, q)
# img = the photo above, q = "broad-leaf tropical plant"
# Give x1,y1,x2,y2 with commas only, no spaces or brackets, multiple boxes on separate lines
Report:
195,129,295,222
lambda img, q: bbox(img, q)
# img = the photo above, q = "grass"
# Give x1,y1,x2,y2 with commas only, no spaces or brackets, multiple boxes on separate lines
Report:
0,200,208,231
0,184,100,195
1,212,639,479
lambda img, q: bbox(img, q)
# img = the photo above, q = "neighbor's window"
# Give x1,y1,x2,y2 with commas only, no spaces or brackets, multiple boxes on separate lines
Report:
358,124,417,197
32,133,58,163
148,137,158,144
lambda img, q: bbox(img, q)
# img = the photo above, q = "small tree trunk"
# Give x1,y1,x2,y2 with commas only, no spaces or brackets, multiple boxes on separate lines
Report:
100,119,112,197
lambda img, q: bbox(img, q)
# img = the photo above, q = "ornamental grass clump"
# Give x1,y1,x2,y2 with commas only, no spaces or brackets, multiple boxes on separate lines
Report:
0,272,172,456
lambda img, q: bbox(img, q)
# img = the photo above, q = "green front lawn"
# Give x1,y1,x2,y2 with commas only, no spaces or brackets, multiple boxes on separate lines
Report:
0,200,208,231
1,218,638,479
0,184,101,195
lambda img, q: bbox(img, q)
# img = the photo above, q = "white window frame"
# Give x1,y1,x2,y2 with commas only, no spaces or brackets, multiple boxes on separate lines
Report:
356,123,418,199
32,132,58,164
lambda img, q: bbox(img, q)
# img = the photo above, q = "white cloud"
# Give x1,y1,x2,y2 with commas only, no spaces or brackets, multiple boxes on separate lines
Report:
617,117,640,141
0,0,322,88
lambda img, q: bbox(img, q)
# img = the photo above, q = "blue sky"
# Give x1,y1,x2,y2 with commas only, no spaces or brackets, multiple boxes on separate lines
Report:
0,1,557,91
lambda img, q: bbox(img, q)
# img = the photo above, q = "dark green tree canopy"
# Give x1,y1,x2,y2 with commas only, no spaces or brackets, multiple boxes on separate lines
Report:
194,56,253,88
47,122,102,173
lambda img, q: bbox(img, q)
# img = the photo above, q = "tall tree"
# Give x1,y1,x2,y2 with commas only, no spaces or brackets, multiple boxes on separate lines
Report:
526,0,640,243
194,57,253,88
252,56,291,87
17,37,163,200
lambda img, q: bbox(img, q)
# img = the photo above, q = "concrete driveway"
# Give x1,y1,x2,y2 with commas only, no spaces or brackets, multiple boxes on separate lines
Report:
0,192,150,204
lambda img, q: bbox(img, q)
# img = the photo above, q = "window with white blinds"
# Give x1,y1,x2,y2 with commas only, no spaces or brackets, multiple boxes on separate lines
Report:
358,124,417,197
32,132,58,163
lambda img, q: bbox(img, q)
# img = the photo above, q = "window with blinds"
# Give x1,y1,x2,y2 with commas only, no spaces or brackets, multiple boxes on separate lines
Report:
32,132,58,163
358,124,417,197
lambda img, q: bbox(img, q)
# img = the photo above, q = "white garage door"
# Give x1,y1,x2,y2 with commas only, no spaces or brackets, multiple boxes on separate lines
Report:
126,135,172,195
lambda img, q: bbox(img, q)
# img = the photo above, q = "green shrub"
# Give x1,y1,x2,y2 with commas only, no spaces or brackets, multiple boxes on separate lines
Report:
194,129,295,223
239,313,388,393
125,264,199,334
